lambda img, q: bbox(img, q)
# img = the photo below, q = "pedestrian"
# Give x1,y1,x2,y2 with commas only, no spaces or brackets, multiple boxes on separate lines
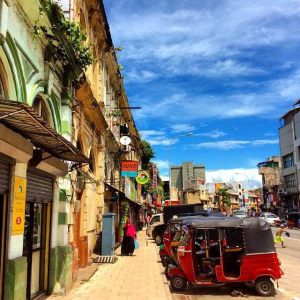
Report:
146,214,151,231
121,218,137,256
274,224,288,248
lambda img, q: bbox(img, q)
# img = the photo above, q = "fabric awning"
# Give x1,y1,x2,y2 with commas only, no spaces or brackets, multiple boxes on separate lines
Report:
0,99,91,164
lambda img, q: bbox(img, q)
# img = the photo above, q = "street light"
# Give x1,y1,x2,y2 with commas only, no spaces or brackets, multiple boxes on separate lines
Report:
168,133,193,198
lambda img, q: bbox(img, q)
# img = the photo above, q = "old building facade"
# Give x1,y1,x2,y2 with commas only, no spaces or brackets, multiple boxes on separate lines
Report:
0,0,143,299
279,105,300,213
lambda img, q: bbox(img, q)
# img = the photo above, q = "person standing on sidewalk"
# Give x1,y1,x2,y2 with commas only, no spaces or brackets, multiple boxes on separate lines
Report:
121,218,137,255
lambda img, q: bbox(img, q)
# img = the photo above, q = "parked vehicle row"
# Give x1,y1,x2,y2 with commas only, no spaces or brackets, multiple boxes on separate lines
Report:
156,215,283,297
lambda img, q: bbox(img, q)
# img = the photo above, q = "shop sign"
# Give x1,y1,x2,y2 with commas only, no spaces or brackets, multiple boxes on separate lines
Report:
121,160,138,177
125,176,136,201
152,164,158,190
136,171,150,185
12,176,27,235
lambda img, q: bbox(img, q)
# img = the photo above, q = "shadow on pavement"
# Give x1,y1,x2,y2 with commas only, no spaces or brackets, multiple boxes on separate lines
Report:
169,283,279,298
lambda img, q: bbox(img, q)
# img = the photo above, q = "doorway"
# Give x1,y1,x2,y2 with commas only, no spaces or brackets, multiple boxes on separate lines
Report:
0,194,8,300
23,202,48,299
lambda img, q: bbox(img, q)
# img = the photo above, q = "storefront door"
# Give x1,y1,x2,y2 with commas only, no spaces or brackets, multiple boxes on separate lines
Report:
23,169,53,299
0,194,7,300
23,202,47,299
0,157,10,300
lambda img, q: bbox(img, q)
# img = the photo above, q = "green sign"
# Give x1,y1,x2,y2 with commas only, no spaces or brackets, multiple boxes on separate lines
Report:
136,171,150,185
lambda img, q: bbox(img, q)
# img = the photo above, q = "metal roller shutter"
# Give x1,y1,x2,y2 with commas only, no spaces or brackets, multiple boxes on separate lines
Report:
26,170,53,203
0,158,10,194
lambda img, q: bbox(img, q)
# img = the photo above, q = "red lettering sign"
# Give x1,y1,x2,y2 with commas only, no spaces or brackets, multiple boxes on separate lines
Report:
16,217,22,225
121,160,138,171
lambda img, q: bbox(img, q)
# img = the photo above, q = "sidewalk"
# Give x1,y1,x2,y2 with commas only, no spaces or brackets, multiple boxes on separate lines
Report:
48,229,172,300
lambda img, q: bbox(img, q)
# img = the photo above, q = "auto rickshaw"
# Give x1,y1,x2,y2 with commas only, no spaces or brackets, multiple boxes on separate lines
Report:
161,213,225,268
168,218,283,296
286,212,300,229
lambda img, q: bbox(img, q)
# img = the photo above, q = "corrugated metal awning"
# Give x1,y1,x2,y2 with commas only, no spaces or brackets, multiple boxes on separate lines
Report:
0,99,91,164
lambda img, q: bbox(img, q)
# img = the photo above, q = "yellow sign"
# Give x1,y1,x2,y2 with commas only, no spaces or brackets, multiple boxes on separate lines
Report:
12,176,27,235
215,183,222,192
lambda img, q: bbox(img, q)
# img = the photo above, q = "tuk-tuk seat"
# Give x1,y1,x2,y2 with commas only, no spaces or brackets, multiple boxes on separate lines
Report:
202,257,220,265
224,247,243,253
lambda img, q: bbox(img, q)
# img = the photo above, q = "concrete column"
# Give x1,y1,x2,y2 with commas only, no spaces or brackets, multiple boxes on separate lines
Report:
8,162,27,260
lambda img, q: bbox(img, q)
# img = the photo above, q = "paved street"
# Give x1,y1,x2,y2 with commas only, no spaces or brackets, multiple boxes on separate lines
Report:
47,227,300,300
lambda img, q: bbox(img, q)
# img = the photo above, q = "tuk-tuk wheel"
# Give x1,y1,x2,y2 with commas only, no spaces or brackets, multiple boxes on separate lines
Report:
255,277,275,296
170,276,187,291
165,267,171,280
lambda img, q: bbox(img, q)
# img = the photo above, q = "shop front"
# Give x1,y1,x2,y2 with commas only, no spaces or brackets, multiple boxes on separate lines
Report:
0,155,12,300
0,100,90,300
23,169,53,299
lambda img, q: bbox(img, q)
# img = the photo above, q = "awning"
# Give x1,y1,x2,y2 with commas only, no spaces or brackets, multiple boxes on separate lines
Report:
0,99,91,164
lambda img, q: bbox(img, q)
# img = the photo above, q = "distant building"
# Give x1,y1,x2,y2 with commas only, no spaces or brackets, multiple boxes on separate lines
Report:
171,162,205,190
279,104,300,212
257,156,282,215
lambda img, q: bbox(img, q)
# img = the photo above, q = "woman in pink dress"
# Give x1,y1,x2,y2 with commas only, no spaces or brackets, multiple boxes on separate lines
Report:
121,218,136,255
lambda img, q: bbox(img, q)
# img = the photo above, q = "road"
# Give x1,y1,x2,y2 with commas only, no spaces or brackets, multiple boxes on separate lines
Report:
170,227,300,300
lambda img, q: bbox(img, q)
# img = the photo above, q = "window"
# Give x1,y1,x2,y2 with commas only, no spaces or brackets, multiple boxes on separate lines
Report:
284,173,297,188
32,98,53,127
0,79,4,98
150,215,160,225
283,153,294,168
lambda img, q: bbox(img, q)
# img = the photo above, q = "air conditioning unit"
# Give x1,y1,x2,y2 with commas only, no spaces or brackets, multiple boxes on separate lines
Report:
278,189,285,194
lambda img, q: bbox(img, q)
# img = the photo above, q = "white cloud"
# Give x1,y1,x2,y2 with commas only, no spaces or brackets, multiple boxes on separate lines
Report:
106,0,300,78
196,130,227,139
152,160,169,170
206,168,262,189
132,69,300,121
147,139,172,146
195,139,278,150
125,69,158,83
140,130,166,139
170,124,195,133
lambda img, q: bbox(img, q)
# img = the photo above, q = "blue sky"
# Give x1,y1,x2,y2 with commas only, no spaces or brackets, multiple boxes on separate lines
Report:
103,0,300,187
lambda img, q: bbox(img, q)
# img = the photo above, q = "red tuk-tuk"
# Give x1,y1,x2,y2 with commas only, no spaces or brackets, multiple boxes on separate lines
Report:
161,212,225,268
168,218,283,296
286,212,300,229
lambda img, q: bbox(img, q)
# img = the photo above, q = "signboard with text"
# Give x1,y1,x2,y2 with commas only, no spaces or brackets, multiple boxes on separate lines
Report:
12,176,27,235
121,160,138,177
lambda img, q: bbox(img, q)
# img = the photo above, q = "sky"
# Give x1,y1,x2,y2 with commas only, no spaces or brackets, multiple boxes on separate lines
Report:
102,0,300,188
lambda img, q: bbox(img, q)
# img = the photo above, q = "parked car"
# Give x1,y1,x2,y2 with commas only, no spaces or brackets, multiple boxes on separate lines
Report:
232,210,247,218
259,213,280,225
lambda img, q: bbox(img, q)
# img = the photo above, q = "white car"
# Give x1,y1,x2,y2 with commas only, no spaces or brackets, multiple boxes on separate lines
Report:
233,210,247,218
259,213,280,225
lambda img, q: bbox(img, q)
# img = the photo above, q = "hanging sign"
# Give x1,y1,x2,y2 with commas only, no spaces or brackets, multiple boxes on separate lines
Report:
121,160,138,177
12,176,27,235
136,171,150,185
152,164,158,190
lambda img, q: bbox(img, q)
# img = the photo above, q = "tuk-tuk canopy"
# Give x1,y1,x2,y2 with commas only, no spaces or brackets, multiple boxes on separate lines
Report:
168,211,225,224
190,217,275,254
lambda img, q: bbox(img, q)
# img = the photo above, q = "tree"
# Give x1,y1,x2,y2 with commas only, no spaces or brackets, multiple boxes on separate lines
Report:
141,140,155,168
216,187,231,208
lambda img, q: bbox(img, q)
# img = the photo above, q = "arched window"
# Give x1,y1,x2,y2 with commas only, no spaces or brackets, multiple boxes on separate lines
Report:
0,59,8,99
32,97,53,128
89,151,95,174
79,10,86,31
0,79,5,99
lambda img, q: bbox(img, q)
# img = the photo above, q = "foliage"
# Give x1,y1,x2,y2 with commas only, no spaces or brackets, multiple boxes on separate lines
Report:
106,109,121,118
141,140,155,167
38,0,93,71
216,187,231,208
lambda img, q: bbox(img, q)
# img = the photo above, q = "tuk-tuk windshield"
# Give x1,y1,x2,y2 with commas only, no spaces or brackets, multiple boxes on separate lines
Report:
181,231,191,245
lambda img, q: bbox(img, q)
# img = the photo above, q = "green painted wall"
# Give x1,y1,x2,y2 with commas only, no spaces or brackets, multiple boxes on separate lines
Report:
48,245,73,294
4,257,27,300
